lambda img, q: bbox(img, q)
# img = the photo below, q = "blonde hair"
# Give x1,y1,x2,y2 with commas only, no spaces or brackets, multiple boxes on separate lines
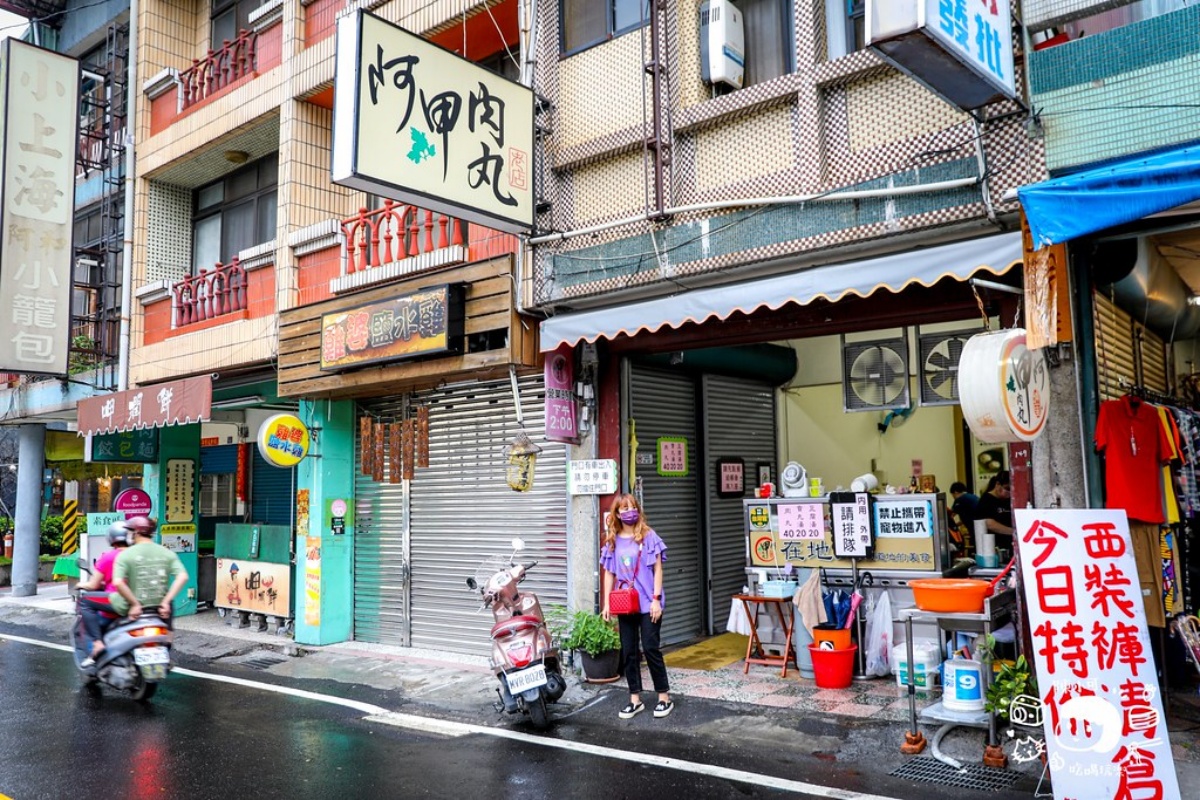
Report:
602,493,649,550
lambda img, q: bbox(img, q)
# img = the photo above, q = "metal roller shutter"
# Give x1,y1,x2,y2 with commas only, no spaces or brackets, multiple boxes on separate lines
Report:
1094,292,1171,398
353,397,410,645
407,376,568,656
251,450,294,526
628,364,703,646
702,375,776,636
201,444,238,474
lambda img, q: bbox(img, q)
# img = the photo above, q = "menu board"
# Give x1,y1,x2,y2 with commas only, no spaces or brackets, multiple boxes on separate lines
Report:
165,458,196,523
745,496,942,572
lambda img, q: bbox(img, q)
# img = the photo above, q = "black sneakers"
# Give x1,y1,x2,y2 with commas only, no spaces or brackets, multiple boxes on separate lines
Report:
618,702,645,719
653,700,674,718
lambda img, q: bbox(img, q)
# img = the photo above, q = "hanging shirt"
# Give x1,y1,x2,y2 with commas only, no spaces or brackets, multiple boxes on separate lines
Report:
1170,407,1200,518
1095,395,1172,524
1155,405,1183,524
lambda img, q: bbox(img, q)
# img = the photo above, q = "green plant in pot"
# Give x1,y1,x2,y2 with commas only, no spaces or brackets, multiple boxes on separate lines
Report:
549,607,621,682
986,654,1040,723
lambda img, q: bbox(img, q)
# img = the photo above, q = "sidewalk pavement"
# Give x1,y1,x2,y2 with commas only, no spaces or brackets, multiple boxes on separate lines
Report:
3,581,1198,782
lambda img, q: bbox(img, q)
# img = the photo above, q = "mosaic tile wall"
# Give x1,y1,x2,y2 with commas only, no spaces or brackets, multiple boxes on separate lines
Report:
531,0,1043,306
1029,5,1200,172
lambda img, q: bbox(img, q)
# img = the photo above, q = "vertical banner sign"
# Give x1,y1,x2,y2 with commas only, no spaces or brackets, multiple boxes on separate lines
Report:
0,41,80,375
830,492,874,558
1014,509,1179,800
304,536,321,627
332,11,535,233
544,343,578,444
164,459,196,523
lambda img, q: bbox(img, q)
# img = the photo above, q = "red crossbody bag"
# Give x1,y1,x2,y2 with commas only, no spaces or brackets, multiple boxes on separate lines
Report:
608,544,642,615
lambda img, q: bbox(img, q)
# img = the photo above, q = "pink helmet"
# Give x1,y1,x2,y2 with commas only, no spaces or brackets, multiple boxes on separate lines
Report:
125,516,157,537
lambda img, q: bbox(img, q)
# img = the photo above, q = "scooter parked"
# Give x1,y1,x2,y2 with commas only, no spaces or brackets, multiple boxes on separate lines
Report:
466,539,566,729
71,580,174,702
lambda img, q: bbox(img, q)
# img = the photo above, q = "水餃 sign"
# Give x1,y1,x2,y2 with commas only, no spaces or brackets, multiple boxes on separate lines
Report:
332,11,535,233
90,428,159,463
320,284,465,370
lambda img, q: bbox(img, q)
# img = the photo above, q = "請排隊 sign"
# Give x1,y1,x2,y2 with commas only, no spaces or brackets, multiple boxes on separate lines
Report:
320,284,465,370
0,41,81,375
332,11,535,233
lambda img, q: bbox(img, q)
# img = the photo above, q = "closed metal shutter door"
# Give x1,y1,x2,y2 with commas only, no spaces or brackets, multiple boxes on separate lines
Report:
629,364,702,645
201,444,238,474
353,397,410,646
1094,292,1137,401
1137,325,1170,395
408,376,568,656
702,375,775,635
251,450,294,526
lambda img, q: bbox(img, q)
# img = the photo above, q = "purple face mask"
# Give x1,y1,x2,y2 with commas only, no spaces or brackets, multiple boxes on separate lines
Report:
618,509,640,525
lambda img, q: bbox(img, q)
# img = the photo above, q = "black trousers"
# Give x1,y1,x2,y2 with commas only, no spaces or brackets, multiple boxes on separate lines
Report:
617,612,669,695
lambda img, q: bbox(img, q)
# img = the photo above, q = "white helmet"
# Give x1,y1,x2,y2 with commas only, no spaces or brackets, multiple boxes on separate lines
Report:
107,521,130,546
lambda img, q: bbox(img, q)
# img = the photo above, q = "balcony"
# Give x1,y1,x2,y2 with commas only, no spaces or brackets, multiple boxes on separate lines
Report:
181,30,258,111
173,258,248,328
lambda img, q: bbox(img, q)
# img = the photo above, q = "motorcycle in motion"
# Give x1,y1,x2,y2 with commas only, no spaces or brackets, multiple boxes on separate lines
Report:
71,577,174,702
467,539,566,729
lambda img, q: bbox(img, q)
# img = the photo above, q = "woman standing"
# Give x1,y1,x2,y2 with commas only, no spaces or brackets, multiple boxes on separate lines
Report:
601,493,672,720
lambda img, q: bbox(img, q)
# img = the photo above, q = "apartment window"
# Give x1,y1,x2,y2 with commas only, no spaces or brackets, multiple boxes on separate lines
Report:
742,0,794,87
192,155,277,273
826,0,865,61
561,0,649,54
212,0,257,49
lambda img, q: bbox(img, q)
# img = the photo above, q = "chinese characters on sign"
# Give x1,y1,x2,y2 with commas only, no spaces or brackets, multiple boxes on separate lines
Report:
544,344,578,444
778,502,826,541
320,285,465,370
656,437,688,477
215,558,292,617
567,459,618,495
89,429,159,463
164,458,195,523
0,41,80,374
256,413,311,468
159,523,196,553
831,492,874,558
874,499,933,538
927,0,1015,97
332,11,535,233
1014,509,1180,800
717,458,744,498
77,376,213,436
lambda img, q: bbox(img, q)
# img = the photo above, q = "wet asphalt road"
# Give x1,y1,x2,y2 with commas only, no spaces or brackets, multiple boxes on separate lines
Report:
0,632,1040,800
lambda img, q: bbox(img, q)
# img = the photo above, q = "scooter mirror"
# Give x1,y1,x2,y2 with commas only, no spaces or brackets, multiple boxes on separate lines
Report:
466,577,478,590
511,537,525,553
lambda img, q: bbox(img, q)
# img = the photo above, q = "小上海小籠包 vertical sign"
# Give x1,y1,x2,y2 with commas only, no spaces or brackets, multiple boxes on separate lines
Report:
544,344,578,444
331,11,535,233
0,41,81,375
1014,509,1180,800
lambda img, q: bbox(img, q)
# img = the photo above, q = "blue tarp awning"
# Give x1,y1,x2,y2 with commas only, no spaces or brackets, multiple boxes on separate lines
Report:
1019,142,1200,247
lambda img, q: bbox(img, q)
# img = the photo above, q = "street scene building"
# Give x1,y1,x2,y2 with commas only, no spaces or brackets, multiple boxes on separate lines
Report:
1,2,1199,797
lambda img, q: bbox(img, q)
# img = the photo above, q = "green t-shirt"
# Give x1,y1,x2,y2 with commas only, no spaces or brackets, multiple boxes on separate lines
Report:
110,540,185,615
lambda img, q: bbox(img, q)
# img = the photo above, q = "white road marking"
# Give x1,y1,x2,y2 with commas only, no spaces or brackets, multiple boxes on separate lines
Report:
2,631,903,800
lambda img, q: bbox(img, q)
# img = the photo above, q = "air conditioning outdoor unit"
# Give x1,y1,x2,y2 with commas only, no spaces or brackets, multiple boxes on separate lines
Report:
700,0,745,90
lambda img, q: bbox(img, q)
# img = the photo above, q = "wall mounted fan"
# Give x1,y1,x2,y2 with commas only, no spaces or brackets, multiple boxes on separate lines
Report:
841,334,910,412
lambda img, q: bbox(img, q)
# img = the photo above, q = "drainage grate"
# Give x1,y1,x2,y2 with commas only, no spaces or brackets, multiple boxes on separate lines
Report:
240,654,289,671
890,757,1021,792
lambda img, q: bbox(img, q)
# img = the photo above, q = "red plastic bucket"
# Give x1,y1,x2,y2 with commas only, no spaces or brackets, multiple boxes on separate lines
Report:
808,644,857,689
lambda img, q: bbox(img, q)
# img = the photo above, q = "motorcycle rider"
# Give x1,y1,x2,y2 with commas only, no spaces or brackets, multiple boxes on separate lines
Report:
110,516,189,626
77,521,132,667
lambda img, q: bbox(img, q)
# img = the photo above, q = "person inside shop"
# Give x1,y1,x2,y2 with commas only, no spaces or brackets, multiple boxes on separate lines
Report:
601,493,672,720
948,481,979,553
974,471,1013,547
78,521,132,668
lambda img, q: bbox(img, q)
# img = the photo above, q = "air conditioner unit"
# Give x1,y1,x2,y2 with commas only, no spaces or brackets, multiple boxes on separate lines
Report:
700,0,745,90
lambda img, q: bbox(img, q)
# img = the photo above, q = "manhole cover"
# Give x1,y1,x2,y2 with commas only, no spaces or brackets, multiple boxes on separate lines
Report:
890,757,1020,792
239,654,289,671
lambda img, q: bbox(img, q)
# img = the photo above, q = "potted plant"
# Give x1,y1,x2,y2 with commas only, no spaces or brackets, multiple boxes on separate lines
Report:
985,654,1040,723
550,607,622,683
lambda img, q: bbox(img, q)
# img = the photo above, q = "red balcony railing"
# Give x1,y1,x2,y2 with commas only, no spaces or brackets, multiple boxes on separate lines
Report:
180,30,258,110
342,200,466,275
173,257,247,327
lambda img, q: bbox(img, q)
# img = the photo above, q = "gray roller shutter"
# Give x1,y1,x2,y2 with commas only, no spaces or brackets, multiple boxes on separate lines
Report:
408,376,568,656
353,397,410,646
628,364,703,646
702,375,776,635
251,451,294,526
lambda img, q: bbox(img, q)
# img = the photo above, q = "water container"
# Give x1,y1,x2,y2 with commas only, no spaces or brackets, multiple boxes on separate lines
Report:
942,658,985,712
892,641,940,688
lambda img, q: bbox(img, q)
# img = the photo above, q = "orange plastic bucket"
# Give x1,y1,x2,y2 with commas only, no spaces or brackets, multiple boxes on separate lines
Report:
809,644,857,689
813,625,852,651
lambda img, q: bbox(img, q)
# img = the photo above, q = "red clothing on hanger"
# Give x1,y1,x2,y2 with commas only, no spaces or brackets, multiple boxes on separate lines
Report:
1095,394,1172,523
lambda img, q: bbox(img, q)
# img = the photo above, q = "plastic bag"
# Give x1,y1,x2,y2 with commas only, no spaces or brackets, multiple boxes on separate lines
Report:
863,590,893,678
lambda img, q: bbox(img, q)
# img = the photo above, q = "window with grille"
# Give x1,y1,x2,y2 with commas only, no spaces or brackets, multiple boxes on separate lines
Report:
192,155,278,273
200,473,237,516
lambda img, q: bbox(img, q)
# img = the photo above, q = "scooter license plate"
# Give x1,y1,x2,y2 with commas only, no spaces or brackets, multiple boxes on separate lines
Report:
133,646,169,666
506,664,547,694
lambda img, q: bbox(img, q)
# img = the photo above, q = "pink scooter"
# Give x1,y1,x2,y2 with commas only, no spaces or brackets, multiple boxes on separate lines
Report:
466,539,566,729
